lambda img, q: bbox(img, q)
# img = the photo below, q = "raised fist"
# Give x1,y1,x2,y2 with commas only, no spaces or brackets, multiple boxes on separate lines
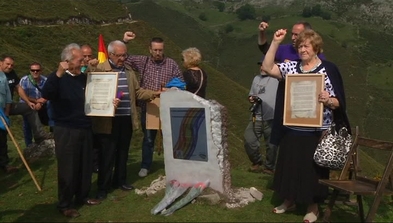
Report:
258,21,269,32
123,31,136,43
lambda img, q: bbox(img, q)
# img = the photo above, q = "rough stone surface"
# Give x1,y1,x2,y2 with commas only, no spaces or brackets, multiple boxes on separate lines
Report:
160,89,232,196
225,187,261,209
23,139,55,160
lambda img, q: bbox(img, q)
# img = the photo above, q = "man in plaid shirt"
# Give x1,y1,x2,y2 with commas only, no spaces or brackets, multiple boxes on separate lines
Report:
123,33,183,177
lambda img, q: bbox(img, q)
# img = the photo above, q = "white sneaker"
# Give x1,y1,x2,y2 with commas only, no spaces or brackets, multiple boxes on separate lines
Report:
138,168,148,177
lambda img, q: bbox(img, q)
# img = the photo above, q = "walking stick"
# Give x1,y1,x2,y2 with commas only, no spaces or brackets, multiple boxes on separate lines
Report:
0,116,42,191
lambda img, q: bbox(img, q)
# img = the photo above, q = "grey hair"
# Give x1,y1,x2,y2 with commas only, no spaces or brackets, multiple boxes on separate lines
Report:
107,40,126,54
61,43,81,61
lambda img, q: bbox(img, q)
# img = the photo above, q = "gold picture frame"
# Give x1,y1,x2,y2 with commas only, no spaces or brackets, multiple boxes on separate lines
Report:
283,73,325,127
85,72,118,117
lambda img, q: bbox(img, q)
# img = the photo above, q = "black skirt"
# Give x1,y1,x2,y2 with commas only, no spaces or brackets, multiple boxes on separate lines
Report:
272,130,329,204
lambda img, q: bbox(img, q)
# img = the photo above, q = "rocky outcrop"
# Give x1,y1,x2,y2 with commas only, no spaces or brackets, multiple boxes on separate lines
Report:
1,15,132,27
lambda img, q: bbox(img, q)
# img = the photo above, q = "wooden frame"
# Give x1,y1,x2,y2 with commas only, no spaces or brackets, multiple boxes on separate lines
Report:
85,72,118,117
283,73,325,127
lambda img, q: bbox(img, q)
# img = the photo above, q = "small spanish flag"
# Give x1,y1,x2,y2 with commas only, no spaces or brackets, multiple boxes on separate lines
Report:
98,34,108,63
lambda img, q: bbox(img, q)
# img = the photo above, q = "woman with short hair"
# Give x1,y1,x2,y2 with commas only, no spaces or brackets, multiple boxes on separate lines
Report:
262,29,351,223
181,47,207,98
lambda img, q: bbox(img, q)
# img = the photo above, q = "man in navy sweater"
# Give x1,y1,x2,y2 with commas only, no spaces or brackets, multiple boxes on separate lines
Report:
42,43,101,218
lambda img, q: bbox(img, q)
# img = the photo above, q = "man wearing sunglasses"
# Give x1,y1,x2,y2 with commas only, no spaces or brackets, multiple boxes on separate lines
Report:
19,62,52,146
0,56,52,173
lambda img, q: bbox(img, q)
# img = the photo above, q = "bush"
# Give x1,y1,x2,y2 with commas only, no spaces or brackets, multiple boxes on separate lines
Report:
311,4,322,16
261,15,271,22
224,24,234,33
199,12,207,21
213,1,225,12
321,11,332,20
235,4,256,21
302,6,312,18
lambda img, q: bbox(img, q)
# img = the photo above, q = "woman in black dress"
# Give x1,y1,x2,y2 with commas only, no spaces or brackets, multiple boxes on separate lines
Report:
261,29,350,223
181,47,207,99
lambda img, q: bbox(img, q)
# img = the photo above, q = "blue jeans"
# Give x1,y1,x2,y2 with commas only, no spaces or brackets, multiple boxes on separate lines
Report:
47,101,55,127
141,110,157,170
244,119,278,170
22,116,33,147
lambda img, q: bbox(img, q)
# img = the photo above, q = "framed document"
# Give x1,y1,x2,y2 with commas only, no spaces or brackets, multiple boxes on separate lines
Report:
146,98,161,129
85,72,118,117
283,73,325,127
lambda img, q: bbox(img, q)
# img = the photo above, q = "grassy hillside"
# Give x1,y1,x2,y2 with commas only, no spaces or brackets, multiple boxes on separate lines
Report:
1,0,393,222
0,0,129,22
126,0,393,141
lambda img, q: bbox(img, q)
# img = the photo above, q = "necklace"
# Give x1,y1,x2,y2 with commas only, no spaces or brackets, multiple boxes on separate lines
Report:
300,58,321,73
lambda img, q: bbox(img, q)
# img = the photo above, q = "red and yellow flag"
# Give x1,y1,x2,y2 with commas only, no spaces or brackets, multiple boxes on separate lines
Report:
98,34,108,63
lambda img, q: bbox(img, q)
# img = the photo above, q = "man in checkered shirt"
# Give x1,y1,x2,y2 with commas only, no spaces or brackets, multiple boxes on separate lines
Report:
123,32,183,177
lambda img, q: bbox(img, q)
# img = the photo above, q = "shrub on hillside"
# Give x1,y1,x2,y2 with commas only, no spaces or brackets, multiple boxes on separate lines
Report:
224,24,234,33
311,4,322,16
321,11,331,20
213,1,225,12
199,12,207,21
302,6,312,18
236,4,256,21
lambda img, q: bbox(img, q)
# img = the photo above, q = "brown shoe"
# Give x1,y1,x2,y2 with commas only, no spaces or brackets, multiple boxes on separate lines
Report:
262,168,275,175
249,164,263,173
84,198,101,205
60,209,80,218
3,165,18,174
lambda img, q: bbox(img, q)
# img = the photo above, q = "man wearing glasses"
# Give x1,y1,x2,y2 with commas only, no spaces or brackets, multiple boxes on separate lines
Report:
122,33,183,178
19,62,50,146
90,40,160,200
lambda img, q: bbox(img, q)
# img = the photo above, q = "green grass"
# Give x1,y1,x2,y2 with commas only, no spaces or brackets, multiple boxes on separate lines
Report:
1,0,393,222
0,0,128,22
2,141,393,222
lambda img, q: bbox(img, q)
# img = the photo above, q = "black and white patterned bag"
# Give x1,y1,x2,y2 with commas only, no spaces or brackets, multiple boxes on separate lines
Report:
313,123,353,170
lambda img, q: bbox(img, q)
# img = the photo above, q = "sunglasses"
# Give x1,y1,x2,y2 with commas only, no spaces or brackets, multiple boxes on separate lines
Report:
30,69,41,72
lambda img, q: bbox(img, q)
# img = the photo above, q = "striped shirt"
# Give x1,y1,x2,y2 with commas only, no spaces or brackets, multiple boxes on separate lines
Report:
109,60,131,116
19,75,47,102
124,55,182,110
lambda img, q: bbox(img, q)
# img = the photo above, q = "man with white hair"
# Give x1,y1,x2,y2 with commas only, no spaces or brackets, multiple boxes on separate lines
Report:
42,43,101,218
91,40,159,200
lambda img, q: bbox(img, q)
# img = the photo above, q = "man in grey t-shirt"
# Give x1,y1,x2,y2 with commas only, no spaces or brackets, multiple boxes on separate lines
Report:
244,57,278,175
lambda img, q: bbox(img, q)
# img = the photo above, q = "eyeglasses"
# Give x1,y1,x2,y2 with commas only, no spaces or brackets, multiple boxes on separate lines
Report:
30,69,41,73
83,55,92,58
110,53,128,58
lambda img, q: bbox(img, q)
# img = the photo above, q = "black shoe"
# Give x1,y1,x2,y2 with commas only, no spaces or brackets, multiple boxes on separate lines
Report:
96,191,107,200
120,184,135,191
59,208,81,218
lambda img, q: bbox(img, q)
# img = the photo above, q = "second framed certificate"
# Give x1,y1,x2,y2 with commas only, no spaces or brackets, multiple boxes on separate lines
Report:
85,72,118,117
283,73,325,127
